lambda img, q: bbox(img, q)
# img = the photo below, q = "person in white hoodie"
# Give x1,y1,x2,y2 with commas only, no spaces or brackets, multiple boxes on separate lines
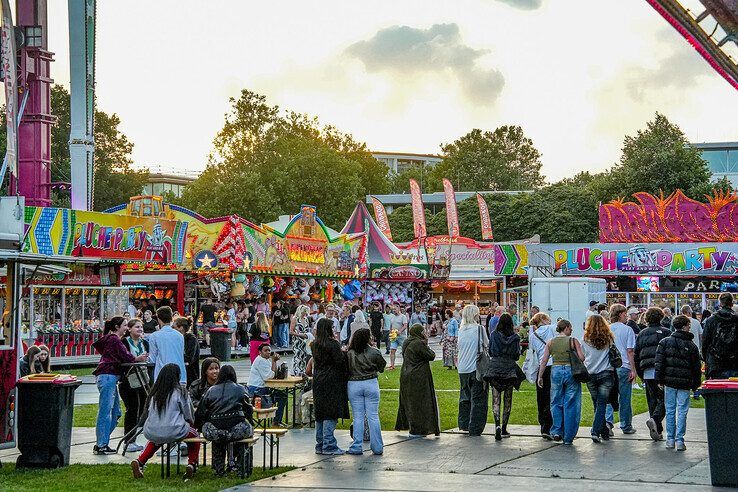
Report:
529,312,555,439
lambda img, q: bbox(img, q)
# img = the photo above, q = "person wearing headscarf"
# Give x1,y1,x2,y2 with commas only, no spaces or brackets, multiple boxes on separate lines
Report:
395,324,440,437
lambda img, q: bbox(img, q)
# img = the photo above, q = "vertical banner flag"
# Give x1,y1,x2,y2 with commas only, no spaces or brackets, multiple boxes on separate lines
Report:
477,193,494,240
409,179,427,238
370,196,393,241
442,178,460,237
1,0,17,179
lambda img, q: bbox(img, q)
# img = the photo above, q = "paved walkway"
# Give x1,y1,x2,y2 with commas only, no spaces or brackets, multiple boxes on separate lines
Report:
0,409,714,490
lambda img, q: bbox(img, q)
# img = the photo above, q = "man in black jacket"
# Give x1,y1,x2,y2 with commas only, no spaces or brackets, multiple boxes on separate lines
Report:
655,315,702,451
702,292,738,379
634,307,670,441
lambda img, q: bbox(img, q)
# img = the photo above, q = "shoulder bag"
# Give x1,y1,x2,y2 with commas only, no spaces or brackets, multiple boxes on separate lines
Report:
569,337,590,383
475,324,491,382
608,343,623,369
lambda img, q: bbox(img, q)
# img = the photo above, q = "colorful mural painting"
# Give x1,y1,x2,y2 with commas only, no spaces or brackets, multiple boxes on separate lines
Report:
107,200,365,278
23,207,187,263
494,242,738,277
599,189,738,243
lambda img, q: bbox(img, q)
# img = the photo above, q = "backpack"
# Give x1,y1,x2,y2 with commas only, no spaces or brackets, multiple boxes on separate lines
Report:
274,362,289,380
711,317,738,366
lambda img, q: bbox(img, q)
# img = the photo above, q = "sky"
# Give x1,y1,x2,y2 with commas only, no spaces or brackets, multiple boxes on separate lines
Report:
39,0,738,183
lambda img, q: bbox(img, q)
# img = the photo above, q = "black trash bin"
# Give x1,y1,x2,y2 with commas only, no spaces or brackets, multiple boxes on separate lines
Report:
210,328,234,361
16,375,82,468
701,379,738,487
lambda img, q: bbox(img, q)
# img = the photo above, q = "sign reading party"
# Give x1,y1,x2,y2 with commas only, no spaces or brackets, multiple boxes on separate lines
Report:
495,242,738,277
23,207,187,264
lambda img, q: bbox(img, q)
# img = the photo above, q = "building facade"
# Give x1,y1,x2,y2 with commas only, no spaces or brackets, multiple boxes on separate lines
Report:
142,170,199,198
371,152,442,174
693,141,738,188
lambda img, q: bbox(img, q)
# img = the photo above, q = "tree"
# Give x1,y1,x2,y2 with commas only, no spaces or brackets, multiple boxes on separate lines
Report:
50,85,149,210
180,89,389,229
432,126,545,192
613,113,711,200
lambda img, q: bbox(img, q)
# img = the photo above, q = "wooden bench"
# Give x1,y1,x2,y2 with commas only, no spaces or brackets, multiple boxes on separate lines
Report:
305,395,315,428
159,436,259,479
259,428,288,470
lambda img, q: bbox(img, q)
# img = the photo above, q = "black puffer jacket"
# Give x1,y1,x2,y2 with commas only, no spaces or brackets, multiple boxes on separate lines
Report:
634,323,670,379
195,381,253,430
655,330,702,391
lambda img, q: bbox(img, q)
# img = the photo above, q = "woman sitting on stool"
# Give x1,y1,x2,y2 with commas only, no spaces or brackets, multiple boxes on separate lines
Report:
195,365,254,476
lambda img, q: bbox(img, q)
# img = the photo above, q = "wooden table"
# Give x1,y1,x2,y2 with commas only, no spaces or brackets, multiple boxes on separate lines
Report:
265,376,304,427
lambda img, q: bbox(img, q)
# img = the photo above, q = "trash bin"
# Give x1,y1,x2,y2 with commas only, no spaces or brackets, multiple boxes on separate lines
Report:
700,379,738,487
16,374,82,468
210,327,234,361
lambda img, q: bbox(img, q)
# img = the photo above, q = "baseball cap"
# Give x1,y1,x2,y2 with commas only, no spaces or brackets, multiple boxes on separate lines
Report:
589,300,598,307
627,307,639,316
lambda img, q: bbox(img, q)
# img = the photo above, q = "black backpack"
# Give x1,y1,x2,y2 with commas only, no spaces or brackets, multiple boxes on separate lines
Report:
710,316,738,366
274,362,289,380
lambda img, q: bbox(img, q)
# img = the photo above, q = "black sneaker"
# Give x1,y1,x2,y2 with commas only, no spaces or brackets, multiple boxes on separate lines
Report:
93,445,117,455
494,427,502,441
606,422,614,437
552,434,562,442
541,433,553,441
501,428,511,438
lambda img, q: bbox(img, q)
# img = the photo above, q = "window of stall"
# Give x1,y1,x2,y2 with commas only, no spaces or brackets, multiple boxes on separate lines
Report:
677,293,704,314
84,288,101,330
650,293,676,311
102,287,129,320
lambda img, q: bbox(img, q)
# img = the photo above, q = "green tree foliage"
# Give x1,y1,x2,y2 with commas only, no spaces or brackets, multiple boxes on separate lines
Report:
430,126,545,192
50,85,149,210
179,90,389,229
386,114,723,243
388,163,434,194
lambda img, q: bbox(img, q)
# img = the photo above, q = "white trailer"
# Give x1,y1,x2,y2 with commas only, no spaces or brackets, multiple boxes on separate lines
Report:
530,277,607,340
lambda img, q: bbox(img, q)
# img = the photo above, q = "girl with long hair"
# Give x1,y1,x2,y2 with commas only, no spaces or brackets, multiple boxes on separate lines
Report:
582,314,616,443
132,364,201,480
92,317,148,455
487,313,523,440
19,344,50,377
119,318,150,452
195,365,254,476
249,312,271,363
537,319,585,445
189,357,221,408
456,304,488,436
346,328,386,455
312,318,350,455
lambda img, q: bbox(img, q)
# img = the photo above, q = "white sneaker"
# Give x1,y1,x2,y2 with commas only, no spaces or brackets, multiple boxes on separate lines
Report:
126,443,142,453
675,441,687,451
665,439,675,449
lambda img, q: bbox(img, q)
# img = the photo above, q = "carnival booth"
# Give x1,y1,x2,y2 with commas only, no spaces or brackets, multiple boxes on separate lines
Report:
20,206,187,358
106,198,365,329
494,190,738,314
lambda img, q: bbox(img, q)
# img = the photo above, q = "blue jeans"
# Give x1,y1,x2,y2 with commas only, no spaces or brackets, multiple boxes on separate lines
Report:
550,365,581,444
96,374,121,447
248,386,287,424
315,419,341,454
586,370,614,437
664,386,690,443
347,378,383,454
605,367,633,430
279,323,290,348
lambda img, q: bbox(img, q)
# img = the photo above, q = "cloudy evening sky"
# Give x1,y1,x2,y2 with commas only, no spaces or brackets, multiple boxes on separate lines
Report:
43,0,738,182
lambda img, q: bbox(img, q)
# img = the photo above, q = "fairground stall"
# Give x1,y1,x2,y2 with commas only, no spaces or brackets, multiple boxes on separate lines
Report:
20,206,187,358
494,190,738,314
107,197,365,328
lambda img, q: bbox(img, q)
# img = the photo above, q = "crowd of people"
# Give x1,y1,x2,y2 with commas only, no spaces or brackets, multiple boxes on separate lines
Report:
20,288,738,480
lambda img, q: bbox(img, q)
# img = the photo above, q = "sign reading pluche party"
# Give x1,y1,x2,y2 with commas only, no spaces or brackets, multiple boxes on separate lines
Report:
495,242,738,276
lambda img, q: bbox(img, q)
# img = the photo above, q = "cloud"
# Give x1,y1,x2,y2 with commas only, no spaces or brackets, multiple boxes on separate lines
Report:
624,48,708,102
345,23,504,105
494,0,543,10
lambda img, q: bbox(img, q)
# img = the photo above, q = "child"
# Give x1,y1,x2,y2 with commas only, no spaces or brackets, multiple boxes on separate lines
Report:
131,364,201,479
654,315,702,451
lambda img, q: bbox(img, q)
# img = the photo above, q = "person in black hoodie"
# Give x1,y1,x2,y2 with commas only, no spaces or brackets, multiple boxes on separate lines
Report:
486,313,524,441
655,315,701,452
702,292,738,379
634,307,670,441
195,365,253,476
173,317,200,386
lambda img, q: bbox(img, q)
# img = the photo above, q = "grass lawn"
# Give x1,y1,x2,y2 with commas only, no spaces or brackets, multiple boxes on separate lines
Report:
74,360,706,432
0,463,292,492
60,367,96,377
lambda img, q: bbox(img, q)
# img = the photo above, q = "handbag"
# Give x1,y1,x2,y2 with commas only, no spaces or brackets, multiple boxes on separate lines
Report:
126,366,150,389
608,343,623,369
569,337,590,383
475,324,490,382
